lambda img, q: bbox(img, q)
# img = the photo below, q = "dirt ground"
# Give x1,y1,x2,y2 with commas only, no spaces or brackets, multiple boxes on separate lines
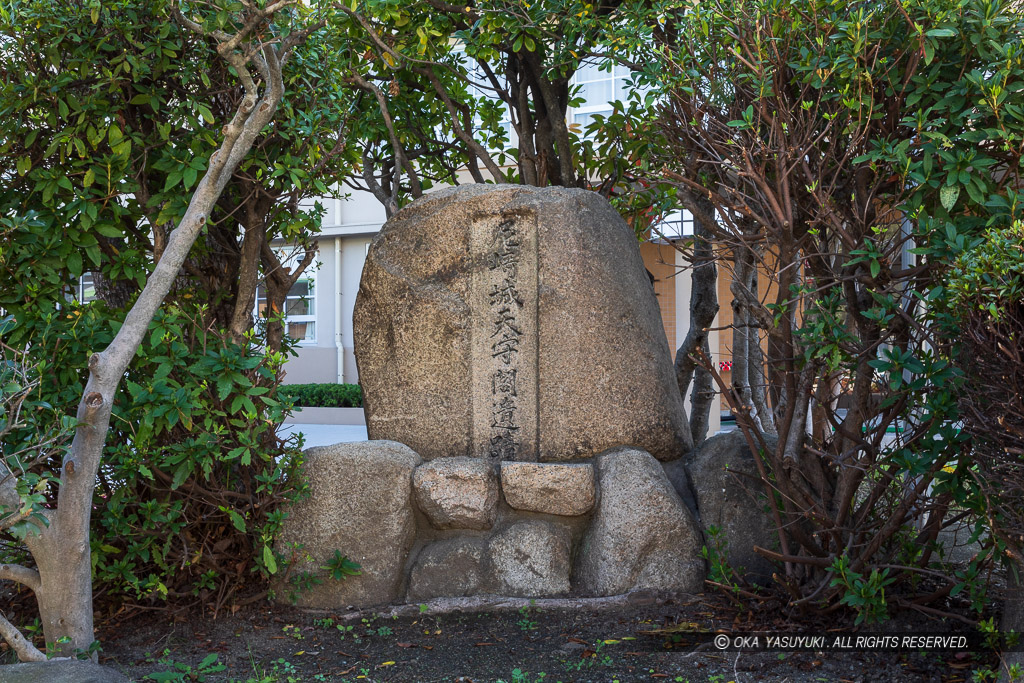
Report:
89,590,1000,683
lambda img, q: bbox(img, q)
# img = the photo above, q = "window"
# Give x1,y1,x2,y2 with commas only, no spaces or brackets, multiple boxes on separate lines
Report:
256,249,318,344
461,52,515,149
650,210,695,241
78,273,97,303
570,61,632,133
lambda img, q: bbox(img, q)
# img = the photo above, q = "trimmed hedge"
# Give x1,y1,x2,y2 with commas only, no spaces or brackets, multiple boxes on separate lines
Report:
280,383,363,408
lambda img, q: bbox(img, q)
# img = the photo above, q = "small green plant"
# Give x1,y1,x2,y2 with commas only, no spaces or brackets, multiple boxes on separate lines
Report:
952,554,991,616
335,623,358,642
419,603,429,614
145,652,226,682
517,603,539,631
971,667,998,682
564,640,614,672
313,617,335,629
500,669,547,683
827,555,896,625
323,550,361,580
374,625,394,637
701,525,742,593
281,624,303,640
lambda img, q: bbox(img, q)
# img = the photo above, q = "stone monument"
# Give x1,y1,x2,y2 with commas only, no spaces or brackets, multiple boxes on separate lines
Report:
275,185,707,608
353,184,692,462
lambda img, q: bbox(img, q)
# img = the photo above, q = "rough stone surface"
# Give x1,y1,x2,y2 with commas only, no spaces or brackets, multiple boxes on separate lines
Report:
487,520,572,596
0,661,129,683
577,447,705,596
500,461,595,516
686,430,778,585
354,184,690,462
413,457,498,530
661,458,699,518
274,440,421,608
407,537,487,601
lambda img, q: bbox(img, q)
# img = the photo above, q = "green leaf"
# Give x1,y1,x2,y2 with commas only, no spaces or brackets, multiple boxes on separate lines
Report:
67,252,83,277
263,545,278,574
171,462,190,490
227,509,246,533
196,104,214,124
939,184,960,211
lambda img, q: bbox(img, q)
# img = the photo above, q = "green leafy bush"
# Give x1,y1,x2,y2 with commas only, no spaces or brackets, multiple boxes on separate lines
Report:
944,222,1024,566
0,303,308,606
279,383,363,408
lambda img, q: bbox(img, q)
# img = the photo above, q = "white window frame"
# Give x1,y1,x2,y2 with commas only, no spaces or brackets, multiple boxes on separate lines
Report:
78,273,97,303
255,247,319,345
650,209,695,241
568,60,633,136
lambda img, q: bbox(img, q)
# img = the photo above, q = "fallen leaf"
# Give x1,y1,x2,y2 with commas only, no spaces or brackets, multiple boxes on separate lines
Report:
380,661,395,667
475,642,495,647
397,642,416,648
568,637,589,645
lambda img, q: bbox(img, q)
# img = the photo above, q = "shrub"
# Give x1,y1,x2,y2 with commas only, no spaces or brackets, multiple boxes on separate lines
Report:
945,222,1024,565
279,383,363,408
0,302,307,610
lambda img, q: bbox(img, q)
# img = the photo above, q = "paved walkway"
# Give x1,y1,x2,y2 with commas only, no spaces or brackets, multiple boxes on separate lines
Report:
278,423,367,448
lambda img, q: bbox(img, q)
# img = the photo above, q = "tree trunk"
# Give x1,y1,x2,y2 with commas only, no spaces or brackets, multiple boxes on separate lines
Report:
746,266,774,433
673,196,719,447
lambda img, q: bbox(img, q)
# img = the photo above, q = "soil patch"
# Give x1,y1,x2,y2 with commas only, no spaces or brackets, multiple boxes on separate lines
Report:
90,591,999,683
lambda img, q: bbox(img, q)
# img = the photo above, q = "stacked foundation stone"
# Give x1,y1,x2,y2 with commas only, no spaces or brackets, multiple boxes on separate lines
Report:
274,441,705,607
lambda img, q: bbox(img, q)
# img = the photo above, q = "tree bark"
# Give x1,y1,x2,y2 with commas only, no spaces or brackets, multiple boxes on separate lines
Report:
674,195,719,447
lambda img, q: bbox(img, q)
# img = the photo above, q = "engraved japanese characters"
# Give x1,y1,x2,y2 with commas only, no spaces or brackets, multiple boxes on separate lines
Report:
354,184,690,462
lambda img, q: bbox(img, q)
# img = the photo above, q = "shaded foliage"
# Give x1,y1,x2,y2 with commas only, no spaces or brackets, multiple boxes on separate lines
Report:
0,0,351,616
653,0,1024,614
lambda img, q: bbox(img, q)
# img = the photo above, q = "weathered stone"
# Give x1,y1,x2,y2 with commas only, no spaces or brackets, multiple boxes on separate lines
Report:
413,457,498,530
661,458,698,517
577,447,705,595
274,440,420,608
0,661,129,683
686,430,778,585
487,520,572,596
407,537,486,601
500,461,595,516
354,184,690,463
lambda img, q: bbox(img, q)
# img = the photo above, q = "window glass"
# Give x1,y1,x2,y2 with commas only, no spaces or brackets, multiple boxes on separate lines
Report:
255,248,317,344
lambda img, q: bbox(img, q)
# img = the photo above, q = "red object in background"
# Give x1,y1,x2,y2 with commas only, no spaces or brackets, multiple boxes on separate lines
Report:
719,360,733,372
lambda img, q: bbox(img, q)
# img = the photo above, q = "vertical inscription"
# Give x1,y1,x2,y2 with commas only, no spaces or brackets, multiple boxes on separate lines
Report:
471,215,537,460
